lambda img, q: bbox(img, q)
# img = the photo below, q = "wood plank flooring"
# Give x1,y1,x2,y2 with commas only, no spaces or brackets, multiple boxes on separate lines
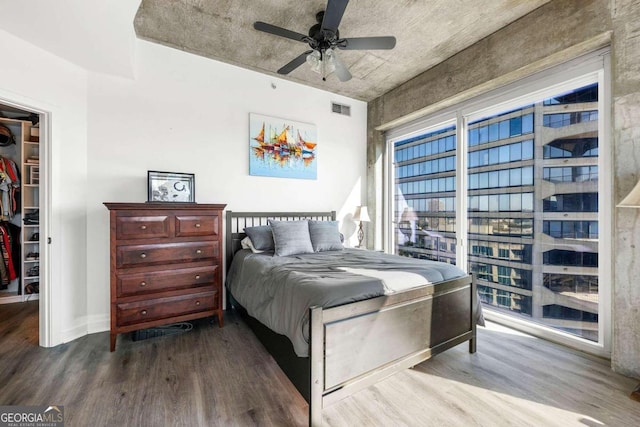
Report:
1,301,639,426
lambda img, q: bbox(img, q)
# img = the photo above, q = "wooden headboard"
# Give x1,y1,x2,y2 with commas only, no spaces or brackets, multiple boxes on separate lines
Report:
225,210,336,269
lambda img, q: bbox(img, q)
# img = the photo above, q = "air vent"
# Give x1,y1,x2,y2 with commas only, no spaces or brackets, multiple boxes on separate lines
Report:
331,102,351,116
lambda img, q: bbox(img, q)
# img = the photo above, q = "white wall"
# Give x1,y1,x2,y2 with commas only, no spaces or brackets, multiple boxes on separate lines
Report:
0,29,89,346
84,41,368,337
1,0,369,344
0,0,138,79
0,27,367,346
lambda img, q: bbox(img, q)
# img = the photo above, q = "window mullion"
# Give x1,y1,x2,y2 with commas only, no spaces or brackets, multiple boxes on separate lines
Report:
456,112,468,270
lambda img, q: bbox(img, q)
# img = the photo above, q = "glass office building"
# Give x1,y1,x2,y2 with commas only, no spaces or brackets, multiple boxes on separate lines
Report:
394,124,458,265
393,83,599,342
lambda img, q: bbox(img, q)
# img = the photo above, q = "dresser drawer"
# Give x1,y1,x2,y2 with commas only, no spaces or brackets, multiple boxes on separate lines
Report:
116,215,171,240
116,241,219,268
116,290,217,327
117,265,218,297
175,214,218,237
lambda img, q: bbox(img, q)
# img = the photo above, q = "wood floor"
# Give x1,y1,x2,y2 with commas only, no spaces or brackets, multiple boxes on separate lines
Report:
1,301,639,426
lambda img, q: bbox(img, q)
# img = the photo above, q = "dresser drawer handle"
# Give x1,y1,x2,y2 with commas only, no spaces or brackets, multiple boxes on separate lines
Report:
195,223,201,228
141,310,148,315
140,281,147,287
196,249,202,255
195,301,201,306
140,225,147,230
140,253,147,259
195,275,201,280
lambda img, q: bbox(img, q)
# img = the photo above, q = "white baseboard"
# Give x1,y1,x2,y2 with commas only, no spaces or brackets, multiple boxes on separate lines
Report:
60,314,109,344
86,314,109,334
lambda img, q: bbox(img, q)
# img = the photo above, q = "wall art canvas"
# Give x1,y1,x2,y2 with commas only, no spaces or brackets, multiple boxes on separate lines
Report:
249,113,317,180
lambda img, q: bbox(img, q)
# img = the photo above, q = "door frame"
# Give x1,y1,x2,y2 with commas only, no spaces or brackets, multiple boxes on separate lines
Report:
0,93,51,348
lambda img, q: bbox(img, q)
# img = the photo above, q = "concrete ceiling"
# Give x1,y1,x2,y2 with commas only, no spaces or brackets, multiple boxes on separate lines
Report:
134,0,549,102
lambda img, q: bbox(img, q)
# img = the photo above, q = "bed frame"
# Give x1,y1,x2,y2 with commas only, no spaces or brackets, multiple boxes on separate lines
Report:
226,211,477,426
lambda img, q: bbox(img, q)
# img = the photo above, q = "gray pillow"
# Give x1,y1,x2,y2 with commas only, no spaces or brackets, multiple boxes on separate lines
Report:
244,225,274,251
268,220,314,256
309,220,343,252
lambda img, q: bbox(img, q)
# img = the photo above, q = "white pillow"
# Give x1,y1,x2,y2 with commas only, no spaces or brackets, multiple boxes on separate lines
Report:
241,236,264,253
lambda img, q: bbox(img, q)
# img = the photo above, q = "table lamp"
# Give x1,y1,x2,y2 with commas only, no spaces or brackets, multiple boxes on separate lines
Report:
353,206,370,248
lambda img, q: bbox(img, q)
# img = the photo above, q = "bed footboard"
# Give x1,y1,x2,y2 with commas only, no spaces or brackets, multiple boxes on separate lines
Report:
309,274,476,426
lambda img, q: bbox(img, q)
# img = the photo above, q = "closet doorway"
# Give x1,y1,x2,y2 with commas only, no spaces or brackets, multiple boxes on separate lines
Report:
0,99,48,347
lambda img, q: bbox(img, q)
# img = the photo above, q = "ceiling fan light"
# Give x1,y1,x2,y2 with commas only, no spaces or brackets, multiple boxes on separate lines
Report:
324,49,337,73
306,50,322,72
306,49,337,78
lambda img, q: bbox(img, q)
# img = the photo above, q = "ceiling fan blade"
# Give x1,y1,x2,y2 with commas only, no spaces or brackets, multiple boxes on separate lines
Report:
321,0,349,34
254,21,308,42
277,50,313,75
338,36,397,50
331,50,352,82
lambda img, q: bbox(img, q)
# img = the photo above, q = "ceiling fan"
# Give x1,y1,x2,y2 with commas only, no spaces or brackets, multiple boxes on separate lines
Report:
253,0,396,82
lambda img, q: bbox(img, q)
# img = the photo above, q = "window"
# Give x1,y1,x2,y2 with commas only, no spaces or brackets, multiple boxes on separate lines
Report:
543,250,598,267
543,193,598,212
388,63,609,355
392,124,457,265
543,220,598,239
544,83,598,104
543,138,598,158
544,166,598,183
465,84,601,341
478,285,532,315
543,111,598,128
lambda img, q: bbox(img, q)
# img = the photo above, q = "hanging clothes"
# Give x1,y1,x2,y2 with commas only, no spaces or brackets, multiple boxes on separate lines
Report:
0,245,7,289
0,224,16,283
0,156,20,220
0,224,9,288
4,222,21,275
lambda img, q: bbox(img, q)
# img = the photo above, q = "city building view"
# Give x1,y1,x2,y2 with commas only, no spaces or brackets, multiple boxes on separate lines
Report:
393,83,600,341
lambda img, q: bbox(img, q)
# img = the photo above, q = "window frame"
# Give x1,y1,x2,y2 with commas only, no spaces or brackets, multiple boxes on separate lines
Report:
384,48,612,357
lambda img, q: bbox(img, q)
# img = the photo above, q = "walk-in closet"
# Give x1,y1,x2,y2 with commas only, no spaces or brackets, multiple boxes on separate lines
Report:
0,103,42,313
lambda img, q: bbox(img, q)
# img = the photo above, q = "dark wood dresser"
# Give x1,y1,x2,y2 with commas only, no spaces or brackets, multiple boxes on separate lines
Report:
104,202,226,351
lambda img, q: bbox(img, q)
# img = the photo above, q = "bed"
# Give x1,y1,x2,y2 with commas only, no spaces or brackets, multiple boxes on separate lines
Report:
225,211,478,426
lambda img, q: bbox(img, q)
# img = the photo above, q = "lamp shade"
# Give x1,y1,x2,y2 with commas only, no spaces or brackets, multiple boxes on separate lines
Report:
353,206,370,222
618,179,640,208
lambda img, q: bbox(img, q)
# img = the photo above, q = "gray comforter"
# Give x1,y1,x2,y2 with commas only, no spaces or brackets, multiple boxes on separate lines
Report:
226,248,470,357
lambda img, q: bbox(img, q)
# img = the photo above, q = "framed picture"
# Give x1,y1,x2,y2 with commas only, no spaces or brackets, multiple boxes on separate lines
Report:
147,171,195,203
249,113,317,180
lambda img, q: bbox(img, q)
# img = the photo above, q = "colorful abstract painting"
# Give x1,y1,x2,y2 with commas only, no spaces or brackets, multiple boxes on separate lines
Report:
249,113,317,180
